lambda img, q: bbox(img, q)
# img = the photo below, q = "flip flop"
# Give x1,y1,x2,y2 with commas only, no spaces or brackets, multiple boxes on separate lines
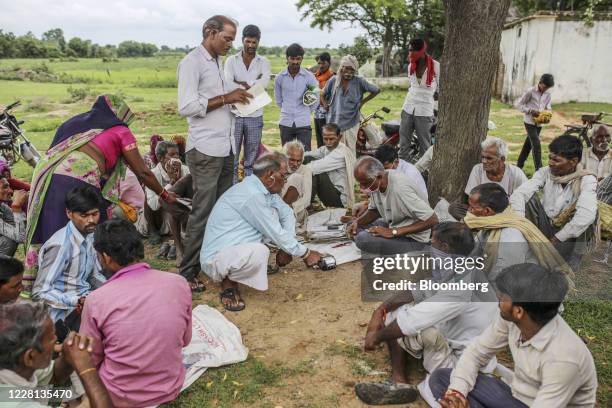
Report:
219,287,246,312
354,380,418,405
188,279,205,293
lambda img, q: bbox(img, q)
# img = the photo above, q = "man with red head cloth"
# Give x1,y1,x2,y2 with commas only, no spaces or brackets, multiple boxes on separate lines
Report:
399,38,440,162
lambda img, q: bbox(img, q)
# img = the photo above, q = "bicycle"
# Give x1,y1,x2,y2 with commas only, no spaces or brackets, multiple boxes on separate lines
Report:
561,112,612,147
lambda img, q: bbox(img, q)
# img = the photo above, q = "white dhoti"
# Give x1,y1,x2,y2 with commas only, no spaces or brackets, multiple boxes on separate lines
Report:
341,123,360,155
385,306,458,374
202,243,270,291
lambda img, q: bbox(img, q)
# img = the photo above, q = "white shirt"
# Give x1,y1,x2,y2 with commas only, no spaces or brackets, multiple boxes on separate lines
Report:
464,163,528,196
177,45,235,157
510,167,598,242
395,158,428,200
450,314,598,407
0,362,54,407
224,52,271,117
305,146,350,206
402,59,440,117
581,148,611,181
145,162,190,211
415,145,434,173
281,164,312,217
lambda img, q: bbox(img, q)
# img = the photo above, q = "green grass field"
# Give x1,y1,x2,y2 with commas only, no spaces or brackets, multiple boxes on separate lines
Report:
1,57,610,406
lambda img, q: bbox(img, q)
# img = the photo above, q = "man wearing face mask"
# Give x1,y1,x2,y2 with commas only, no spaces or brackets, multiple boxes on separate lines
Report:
581,124,611,182
201,153,323,312
274,43,319,151
355,222,497,406
304,123,356,208
177,15,253,292
510,135,598,269
32,185,108,342
399,38,440,161
321,54,380,153
349,157,438,255
224,24,271,182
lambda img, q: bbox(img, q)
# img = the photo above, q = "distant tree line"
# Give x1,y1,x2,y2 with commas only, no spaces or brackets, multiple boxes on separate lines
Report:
0,28,189,59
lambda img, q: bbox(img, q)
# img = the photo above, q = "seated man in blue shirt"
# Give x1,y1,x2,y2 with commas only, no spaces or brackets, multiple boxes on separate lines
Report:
201,152,323,311
32,185,107,341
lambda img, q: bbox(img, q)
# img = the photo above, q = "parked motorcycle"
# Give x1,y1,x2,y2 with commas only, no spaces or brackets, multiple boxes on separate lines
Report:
0,101,41,167
356,106,427,162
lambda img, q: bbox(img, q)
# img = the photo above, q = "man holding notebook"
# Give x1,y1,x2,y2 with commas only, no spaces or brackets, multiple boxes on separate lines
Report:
224,24,272,181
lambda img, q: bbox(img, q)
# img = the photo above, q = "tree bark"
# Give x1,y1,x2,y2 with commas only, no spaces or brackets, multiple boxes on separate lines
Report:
382,27,393,77
428,0,511,205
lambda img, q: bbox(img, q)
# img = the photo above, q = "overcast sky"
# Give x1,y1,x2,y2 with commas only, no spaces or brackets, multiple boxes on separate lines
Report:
0,0,367,48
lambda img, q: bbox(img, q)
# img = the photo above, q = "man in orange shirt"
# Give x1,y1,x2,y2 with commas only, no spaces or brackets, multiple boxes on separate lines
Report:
314,52,334,148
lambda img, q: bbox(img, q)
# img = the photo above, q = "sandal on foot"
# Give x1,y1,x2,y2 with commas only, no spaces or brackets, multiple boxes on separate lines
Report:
188,279,205,293
354,380,418,405
156,242,171,259
219,287,245,312
267,264,280,275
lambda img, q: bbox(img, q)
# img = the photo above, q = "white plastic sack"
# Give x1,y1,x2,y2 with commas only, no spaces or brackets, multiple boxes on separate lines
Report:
180,305,249,391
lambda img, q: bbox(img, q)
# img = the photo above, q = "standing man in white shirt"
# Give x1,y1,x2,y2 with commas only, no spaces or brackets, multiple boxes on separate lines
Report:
399,39,440,162
224,24,271,182
516,73,554,171
177,15,252,291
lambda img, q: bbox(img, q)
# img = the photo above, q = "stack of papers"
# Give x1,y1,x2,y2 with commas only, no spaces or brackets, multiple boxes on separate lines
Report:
306,209,348,241
230,84,272,116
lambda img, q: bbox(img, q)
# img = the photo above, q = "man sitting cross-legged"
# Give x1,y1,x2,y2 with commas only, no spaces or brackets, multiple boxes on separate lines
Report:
281,140,312,227
144,140,192,261
80,219,192,407
303,122,356,209
449,137,527,220
349,156,438,255
430,263,598,408
32,185,107,342
510,135,598,270
0,302,114,407
355,222,497,405
201,152,323,312
463,183,539,280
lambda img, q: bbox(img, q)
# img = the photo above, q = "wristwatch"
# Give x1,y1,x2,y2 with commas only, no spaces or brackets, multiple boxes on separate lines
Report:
392,229,398,237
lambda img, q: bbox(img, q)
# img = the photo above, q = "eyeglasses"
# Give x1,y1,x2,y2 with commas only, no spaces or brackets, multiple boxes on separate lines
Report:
277,171,289,182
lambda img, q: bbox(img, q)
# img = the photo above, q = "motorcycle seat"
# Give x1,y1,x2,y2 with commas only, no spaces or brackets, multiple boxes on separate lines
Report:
381,120,400,135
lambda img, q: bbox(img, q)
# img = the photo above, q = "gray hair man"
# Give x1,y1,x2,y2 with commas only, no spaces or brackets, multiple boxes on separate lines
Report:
177,15,253,292
348,156,438,255
281,141,312,226
321,54,380,153
0,302,113,406
449,137,527,221
581,124,611,182
201,152,323,312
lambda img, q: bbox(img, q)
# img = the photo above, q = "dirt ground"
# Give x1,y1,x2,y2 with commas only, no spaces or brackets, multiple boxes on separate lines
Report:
154,236,609,408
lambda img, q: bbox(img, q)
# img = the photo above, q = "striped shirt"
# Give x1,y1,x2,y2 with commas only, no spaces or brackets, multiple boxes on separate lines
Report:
32,222,105,322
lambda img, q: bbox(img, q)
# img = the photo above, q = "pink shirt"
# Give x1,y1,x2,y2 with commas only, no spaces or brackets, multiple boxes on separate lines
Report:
119,168,145,209
91,125,138,171
80,263,192,408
